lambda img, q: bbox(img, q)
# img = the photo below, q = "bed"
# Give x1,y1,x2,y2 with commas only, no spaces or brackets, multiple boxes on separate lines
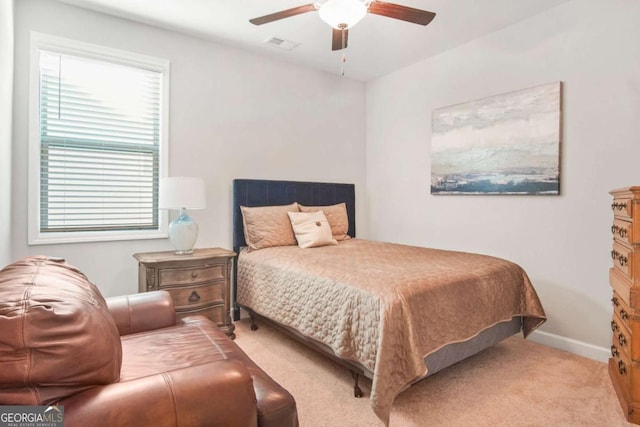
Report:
232,179,546,425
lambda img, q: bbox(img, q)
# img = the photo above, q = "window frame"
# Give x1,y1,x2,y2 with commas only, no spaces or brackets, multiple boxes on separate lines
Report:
28,32,170,245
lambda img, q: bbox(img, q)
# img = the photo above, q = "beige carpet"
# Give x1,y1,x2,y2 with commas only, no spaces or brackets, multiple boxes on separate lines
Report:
234,318,633,427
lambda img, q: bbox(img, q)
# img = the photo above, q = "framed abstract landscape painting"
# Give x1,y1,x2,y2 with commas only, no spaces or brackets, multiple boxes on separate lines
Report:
430,82,562,195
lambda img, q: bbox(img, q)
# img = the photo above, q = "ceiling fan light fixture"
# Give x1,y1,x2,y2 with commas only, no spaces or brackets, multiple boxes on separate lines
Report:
318,0,367,29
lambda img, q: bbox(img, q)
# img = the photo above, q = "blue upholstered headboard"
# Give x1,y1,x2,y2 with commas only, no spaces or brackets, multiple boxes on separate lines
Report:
232,179,356,252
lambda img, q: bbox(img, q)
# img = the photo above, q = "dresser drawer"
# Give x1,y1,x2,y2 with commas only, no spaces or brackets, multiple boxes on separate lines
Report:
613,218,640,246
168,282,224,311
608,358,640,423
612,241,640,280
176,304,225,326
613,291,633,330
612,294,640,362
611,341,640,402
612,197,636,221
158,264,224,286
611,268,640,308
612,312,635,361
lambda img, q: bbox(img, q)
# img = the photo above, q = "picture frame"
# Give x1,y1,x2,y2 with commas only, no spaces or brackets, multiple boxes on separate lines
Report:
430,82,562,195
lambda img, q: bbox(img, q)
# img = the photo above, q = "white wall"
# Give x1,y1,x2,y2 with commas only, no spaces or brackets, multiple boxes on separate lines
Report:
366,0,640,357
12,0,367,296
0,0,14,267
13,0,634,360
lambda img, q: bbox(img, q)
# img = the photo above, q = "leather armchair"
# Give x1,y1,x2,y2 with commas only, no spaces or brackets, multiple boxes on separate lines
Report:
0,256,298,427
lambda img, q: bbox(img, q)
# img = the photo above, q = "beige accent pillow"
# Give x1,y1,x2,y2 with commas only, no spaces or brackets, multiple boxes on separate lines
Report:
287,211,338,249
299,202,350,241
241,202,299,251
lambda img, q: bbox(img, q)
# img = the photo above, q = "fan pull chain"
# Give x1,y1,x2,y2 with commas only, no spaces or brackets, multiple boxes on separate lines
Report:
341,54,346,76
341,27,347,76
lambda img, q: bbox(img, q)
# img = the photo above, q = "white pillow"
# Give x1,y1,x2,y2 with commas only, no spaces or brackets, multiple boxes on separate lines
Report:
287,211,338,249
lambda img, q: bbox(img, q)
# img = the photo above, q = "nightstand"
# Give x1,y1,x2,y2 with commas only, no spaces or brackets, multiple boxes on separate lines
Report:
133,248,236,339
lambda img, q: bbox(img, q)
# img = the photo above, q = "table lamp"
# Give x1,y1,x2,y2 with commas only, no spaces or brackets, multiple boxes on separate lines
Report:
159,177,206,254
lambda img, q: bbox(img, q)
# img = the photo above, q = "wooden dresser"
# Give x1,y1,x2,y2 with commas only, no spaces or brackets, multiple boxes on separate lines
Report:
609,186,640,423
133,248,236,339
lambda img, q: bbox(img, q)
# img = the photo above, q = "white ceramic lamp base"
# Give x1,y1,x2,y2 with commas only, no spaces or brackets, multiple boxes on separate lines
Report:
169,208,198,254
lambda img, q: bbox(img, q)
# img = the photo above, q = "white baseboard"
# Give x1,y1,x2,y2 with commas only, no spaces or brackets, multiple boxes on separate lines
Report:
527,330,610,363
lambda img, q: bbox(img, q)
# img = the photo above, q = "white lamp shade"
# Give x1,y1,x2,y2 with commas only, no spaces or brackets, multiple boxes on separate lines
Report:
159,177,206,210
318,0,367,29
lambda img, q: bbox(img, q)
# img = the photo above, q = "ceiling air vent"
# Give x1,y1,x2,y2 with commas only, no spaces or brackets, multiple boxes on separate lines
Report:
264,36,300,51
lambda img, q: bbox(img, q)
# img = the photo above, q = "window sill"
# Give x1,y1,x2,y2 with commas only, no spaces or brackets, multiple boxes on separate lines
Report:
28,229,168,246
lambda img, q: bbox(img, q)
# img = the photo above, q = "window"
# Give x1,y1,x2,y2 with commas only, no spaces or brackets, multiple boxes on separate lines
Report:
29,33,169,244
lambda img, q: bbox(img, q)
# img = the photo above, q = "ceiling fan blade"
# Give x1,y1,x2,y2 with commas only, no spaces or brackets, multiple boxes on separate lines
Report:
331,28,349,51
249,4,317,25
368,1,436,26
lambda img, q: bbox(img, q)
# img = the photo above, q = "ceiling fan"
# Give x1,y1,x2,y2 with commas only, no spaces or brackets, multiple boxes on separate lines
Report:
249,0,436,51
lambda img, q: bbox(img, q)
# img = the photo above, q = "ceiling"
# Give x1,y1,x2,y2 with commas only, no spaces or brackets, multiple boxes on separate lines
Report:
56,0,572,81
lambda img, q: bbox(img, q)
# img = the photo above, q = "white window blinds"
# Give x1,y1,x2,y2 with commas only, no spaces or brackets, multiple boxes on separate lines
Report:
38,50,162,233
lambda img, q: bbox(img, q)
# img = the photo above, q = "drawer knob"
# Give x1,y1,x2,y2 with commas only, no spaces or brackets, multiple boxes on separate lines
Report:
612,225,629,239
612,202,629,211
611,320,619,332
619,360,627,375
611,345,619,357
188,291,201,303
191,272,198,279
619,255,628,267
618,333,626,347
612,250,618,260
612,296,620,307
621,309,629,321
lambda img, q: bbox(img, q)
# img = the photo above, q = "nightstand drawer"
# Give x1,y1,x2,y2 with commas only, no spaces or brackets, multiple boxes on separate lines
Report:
176,304,225,325
159,265,224,286
169,283,223,310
